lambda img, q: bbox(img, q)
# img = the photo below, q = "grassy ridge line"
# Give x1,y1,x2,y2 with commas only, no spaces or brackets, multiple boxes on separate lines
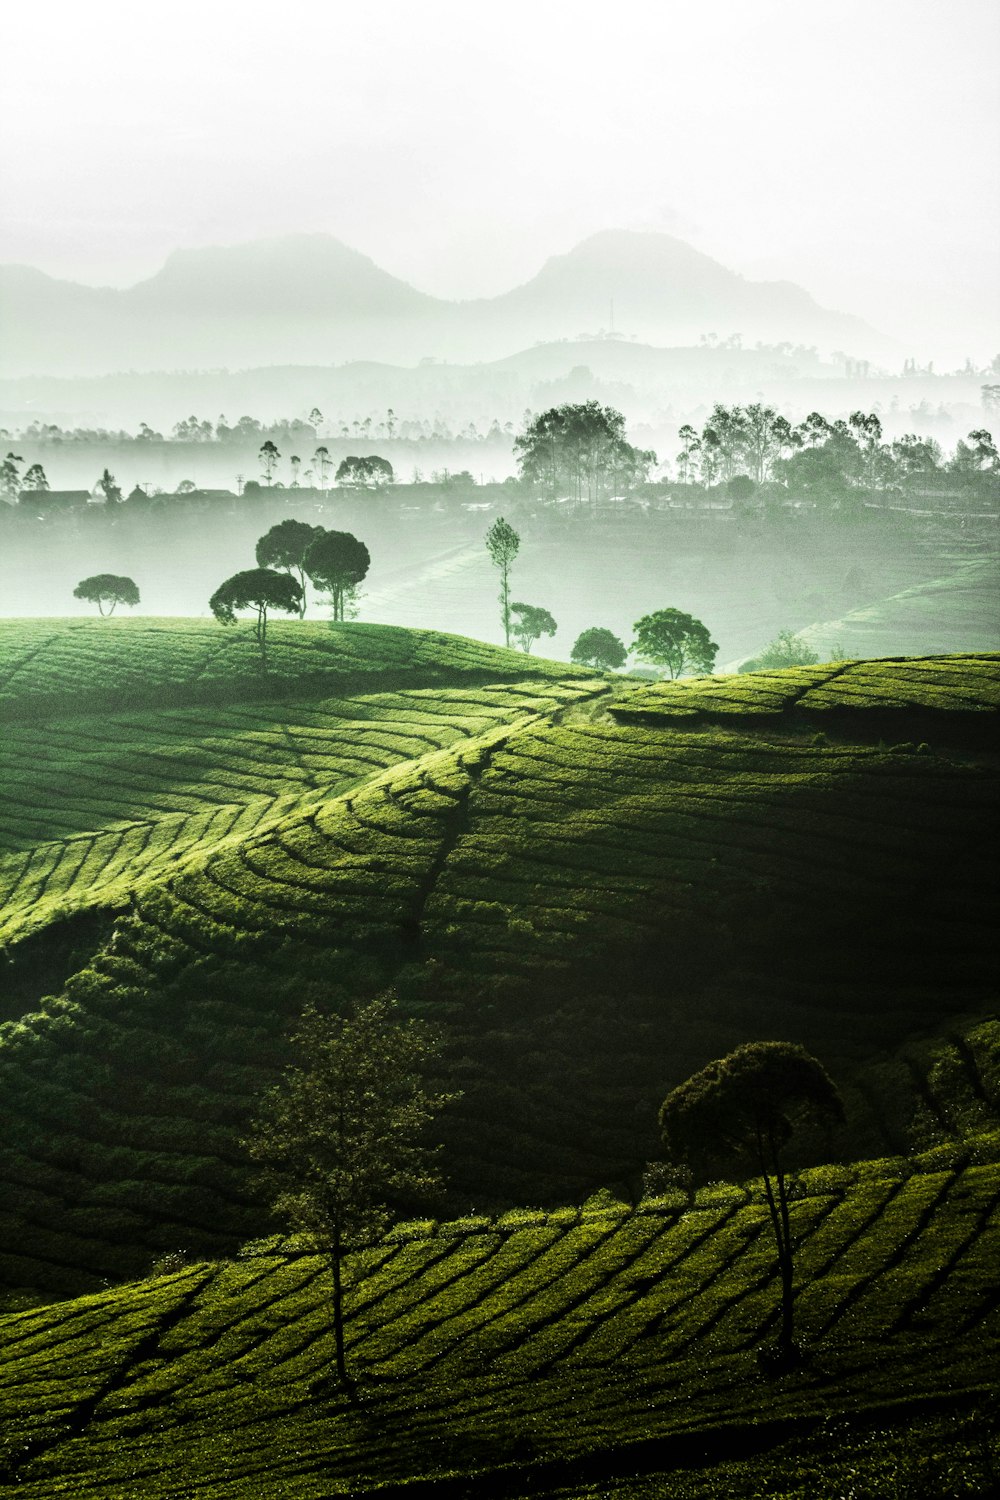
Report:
0,678,602,949
0,1150,997,1495
0,618,593,720
609,653,1000,734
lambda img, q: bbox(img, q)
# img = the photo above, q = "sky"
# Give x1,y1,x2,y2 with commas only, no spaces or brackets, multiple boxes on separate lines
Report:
2,0,998,360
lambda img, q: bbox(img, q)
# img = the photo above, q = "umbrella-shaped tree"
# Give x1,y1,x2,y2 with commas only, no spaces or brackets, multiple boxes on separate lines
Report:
73,574,140,616
209,567,302,670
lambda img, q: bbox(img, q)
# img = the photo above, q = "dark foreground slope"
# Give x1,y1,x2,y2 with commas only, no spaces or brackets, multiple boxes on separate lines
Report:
0,628,997,1299
0,1145,997,1496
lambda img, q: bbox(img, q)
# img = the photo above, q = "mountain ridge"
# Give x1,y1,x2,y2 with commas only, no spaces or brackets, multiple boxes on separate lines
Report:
0,229,893,377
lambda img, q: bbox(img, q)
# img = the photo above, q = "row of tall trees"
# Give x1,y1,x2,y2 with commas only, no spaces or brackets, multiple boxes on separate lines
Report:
676,405,999,494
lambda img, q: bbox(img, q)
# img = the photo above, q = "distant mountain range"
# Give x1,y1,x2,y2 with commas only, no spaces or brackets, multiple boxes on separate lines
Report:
0,230,893,378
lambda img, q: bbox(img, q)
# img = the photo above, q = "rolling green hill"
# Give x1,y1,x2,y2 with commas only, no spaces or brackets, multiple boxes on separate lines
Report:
0,621,997,1310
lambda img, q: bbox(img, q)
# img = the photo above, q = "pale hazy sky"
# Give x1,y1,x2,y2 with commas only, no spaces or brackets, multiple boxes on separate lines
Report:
2,0,998,356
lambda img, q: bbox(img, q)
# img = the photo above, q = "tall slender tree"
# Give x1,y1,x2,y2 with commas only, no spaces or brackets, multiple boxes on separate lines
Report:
244,994,457,1391
485,516,520,647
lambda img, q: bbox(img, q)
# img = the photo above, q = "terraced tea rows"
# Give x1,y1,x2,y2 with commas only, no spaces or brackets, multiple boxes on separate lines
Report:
610,653,1000,733
0,678,597,946
1,646,996,1295
0,1150,996,1496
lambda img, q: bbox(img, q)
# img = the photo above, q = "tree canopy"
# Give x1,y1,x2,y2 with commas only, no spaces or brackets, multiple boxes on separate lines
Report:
510,602,557,654
514,401,655,504
631,609,718,679
209,567,303,668
304,529,371,622
244,993,456,1388
660,1041,844,1366
255,519,325,617
570,627,627,672
336,455,394,487
73,574,140,616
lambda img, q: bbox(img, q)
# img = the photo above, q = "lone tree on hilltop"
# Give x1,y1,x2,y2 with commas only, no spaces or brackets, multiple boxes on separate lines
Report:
485,515,520,647
209,567,303,670
73,574,140,616
336,455,394,488
511,602,557,654
304,529,371,622
256,519,326,618
660,1042,844,1370
244,993,457,1392
514,401,655,505
571,627,627,672
632,608,718,679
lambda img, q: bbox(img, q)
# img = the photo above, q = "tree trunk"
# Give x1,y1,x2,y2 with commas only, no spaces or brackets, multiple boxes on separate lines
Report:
330,1230,353,1392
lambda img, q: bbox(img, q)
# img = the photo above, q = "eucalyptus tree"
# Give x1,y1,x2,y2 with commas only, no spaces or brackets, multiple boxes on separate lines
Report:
259,439,281,486
484,515,520,647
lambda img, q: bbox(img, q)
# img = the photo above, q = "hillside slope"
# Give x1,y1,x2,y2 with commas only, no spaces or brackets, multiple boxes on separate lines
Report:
0,1146,997,1495
0,628,997,1298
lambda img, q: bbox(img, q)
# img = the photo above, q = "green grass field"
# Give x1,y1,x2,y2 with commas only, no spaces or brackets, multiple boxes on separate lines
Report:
1,618,998,1494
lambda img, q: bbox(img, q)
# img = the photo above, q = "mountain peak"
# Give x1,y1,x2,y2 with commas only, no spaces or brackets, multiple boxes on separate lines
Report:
126,233,436,316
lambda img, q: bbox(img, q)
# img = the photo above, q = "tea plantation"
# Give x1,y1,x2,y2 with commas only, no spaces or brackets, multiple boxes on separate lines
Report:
0,619,997,1494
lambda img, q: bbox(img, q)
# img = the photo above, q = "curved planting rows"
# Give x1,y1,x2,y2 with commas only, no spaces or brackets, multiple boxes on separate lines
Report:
1,670,997,1292
0,1151,997,1496
0,679,598,946
0,618,586,720
611,653,1000,731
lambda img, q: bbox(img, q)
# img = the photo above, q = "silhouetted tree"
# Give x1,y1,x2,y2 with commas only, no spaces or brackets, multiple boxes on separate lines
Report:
336,455,394,487
96,468,122,504
660,1042,844,1368
305,530,371,622
260,440,281,486
19,462,49,493
73,574,140,616
571,627,627,671
485,516,520,647
510,602,557,654
1,452,24,502
209,567,303,669
631,609,718,679
314,446,333,492
256,519,325,617
244,993,456,1392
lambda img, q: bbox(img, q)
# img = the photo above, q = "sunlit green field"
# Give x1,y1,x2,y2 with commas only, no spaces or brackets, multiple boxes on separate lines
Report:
0,619,997,1494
